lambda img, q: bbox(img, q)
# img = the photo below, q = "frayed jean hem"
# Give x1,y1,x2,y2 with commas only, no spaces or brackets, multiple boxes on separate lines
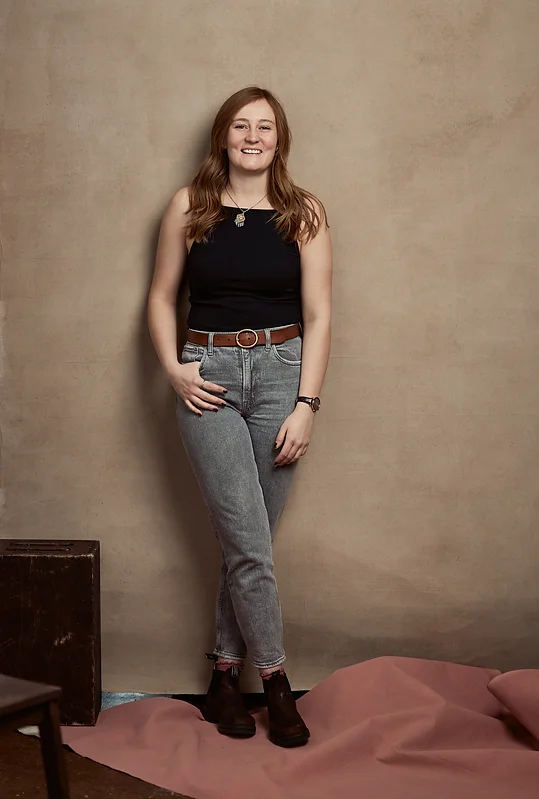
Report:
251,653,286,670
213,648,246,663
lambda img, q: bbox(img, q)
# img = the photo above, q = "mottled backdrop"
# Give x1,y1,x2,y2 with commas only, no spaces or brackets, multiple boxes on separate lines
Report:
1,0,538,691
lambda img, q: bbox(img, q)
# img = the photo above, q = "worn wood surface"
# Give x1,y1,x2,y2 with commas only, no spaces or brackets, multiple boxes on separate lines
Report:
0,540,101,725
0,674,61,718
0,673,71,798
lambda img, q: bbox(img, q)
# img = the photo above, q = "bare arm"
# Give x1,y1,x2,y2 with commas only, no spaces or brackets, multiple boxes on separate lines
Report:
147,187,227,414
274,207,333,465
147,187,190,377
297,214,333,399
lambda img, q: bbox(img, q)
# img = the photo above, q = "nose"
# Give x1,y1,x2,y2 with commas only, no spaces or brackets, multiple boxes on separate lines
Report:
245,128,259,143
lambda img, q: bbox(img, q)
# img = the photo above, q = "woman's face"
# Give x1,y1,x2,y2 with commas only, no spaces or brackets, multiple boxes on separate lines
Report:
225,98,278,175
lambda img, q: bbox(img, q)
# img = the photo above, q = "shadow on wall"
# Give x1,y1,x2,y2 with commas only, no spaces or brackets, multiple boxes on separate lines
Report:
131,133,222,663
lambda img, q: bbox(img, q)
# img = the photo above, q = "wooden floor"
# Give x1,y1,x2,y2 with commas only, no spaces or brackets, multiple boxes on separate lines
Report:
0,729,188,798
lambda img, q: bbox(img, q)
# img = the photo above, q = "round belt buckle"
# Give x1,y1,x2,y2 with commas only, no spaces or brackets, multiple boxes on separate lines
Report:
235,328,259,349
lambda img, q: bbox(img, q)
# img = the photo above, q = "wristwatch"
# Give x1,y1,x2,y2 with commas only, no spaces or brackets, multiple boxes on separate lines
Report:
296,396,321,412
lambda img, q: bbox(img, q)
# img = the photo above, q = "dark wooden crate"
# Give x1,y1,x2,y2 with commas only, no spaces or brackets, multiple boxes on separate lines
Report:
0,539,101,725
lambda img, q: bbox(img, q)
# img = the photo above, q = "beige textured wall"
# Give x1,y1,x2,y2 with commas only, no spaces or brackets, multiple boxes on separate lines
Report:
1,0,539,692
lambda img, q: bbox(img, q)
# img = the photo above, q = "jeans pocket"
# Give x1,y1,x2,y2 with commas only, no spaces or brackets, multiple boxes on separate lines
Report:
181,343,207,371
271,336,302,366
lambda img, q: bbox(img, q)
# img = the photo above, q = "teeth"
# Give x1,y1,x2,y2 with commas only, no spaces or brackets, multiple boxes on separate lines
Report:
242,149,262,154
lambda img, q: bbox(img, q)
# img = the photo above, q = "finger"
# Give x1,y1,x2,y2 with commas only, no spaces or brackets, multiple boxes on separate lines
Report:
277,448,301,466
275,442,299,465
191,396,222,412
199,387,227,405
285,443,306,465
200,379,228,395
291,446,307,463
195,388,227,406
185,398,202,417
274,427,287,450
274,443,291,464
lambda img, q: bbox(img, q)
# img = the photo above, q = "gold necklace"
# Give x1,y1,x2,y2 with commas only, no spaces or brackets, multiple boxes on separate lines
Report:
225,187,268,227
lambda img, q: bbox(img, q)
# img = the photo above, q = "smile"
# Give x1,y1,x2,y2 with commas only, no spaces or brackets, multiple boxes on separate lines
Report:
241,149,262,154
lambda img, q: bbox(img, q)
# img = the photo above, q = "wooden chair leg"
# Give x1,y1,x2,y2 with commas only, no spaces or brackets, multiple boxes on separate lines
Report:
38,699,71,799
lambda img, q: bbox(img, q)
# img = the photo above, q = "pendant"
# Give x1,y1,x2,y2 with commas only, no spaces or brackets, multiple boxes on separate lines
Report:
235,212,246,227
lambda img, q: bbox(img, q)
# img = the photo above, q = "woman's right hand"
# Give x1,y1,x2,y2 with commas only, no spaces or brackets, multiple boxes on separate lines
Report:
168,362,227,416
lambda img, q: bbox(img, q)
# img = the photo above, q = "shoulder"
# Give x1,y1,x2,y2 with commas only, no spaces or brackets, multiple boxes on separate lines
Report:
160,187,192,235
302,191,326,217
168,186,191,218
297,189,328,227
297,190,329,248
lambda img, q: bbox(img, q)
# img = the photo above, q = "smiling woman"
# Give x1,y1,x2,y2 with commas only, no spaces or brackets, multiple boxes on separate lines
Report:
184,89,325,244
147,86,332,748
223,109,279,225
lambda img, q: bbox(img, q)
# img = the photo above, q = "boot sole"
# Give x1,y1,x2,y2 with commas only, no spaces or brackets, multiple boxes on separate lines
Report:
201,707,256,739
270,730,310,748
218,724,256,738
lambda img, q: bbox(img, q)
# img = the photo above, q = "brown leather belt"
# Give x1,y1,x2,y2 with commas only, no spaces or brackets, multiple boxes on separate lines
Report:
187,323,301,349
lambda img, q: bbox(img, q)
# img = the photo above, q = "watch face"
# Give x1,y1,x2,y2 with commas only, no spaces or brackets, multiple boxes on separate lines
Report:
312,397,321,411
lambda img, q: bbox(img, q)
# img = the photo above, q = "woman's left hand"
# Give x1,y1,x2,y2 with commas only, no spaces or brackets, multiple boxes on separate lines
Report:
274,403,315,466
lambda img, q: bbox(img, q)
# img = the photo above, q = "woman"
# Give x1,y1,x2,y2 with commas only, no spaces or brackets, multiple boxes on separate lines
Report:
148,86,332,747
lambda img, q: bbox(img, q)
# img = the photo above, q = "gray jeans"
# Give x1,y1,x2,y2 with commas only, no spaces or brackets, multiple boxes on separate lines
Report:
175,326,302,669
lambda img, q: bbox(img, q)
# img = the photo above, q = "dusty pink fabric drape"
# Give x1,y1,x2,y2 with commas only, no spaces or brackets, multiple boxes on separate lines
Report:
59,657,539,799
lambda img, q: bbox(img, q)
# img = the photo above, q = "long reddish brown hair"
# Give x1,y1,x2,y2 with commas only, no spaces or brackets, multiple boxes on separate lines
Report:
186,86,328,244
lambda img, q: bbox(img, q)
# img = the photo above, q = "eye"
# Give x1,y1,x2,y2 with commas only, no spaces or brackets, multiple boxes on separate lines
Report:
234,124,247,129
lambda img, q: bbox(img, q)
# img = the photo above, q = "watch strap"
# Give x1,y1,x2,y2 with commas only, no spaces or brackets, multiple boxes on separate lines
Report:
296,396,321,412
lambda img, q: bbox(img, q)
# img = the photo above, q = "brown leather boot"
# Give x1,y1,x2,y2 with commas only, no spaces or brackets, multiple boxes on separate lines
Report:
201,663,256,738
263,670,310,747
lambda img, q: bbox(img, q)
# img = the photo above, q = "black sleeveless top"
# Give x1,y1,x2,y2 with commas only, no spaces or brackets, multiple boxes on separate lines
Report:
185,206,302,332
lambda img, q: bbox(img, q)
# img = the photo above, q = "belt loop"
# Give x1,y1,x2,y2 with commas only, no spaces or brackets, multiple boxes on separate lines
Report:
264,328,271,350
208,332,214,356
